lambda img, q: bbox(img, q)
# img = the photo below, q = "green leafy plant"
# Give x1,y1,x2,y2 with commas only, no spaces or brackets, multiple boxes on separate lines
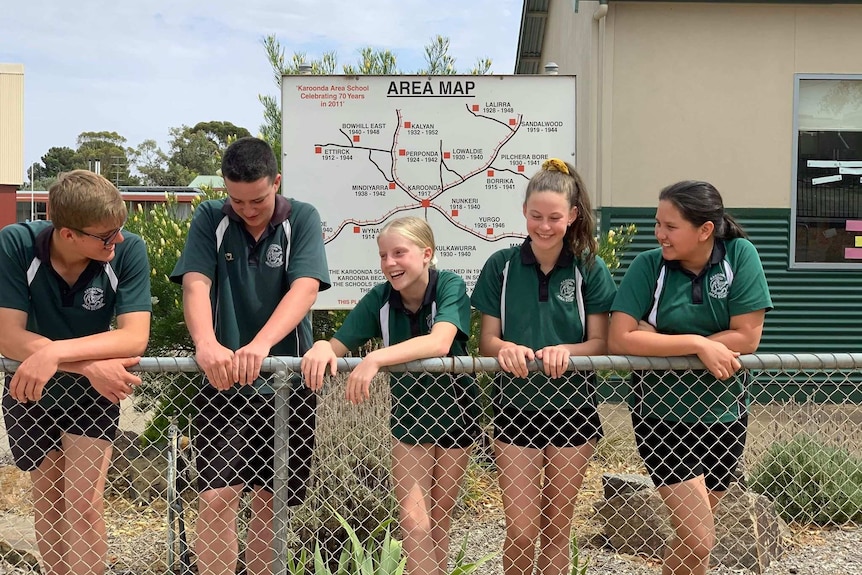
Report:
749,434,862,525
124,187,224,443
285,511,495,575
597,223,637,272
125,187,225,355
449,533,497,574
569,533,589,575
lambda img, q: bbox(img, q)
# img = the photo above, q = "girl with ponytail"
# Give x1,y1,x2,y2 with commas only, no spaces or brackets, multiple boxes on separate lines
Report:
472,159,617,575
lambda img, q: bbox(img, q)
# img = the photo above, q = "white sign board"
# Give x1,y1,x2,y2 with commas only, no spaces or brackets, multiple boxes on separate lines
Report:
282,75,576,309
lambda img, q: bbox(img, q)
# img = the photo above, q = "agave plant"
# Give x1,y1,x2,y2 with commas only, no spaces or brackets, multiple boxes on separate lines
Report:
285,510,496,575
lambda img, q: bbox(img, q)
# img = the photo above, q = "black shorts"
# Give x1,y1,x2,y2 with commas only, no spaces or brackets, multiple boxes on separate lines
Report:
632,413,747,491
194,383,316,505
493,404,603,449
2,384,119,472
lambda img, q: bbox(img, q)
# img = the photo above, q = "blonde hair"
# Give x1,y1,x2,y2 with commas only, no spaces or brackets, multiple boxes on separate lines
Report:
49,170,127,231
379,216,438,268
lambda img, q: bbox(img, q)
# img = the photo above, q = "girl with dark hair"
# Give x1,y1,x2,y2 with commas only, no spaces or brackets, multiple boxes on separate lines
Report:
472,159,617,575
609,180,772,575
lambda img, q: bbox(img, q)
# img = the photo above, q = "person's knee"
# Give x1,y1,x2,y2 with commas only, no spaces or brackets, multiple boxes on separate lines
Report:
65,497,102,526
198,489,238,517
399,504,433,535
505,520,539,549
674,529,715,564
539,521,571,545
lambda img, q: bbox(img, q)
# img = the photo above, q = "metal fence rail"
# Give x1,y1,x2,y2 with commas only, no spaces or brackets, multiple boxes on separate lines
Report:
1,354,860,575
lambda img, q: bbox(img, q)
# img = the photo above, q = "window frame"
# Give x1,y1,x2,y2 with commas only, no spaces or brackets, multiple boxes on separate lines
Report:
790,73,862,270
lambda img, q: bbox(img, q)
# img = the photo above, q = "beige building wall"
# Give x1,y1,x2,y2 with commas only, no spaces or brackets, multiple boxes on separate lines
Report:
0,63,24,186
540,2,862,208
541,2,598,204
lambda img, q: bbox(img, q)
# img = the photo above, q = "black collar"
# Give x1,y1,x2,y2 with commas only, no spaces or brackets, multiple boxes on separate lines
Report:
664,239,726,280
34,225,54,261
389,268,439,314
664,240,726,305
519,237,574,269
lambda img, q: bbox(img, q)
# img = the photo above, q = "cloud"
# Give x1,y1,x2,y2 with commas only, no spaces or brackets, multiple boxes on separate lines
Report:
0,0,520,178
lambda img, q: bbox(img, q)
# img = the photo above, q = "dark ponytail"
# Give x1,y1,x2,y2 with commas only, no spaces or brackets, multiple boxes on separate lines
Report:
719,213,747,240
659,180,747,240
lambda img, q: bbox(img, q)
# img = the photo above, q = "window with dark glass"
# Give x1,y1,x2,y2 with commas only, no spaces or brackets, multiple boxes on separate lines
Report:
794,77,862,267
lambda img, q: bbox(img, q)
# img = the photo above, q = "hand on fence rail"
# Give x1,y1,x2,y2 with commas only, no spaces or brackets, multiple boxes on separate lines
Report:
1,354,862,575
191,339,235,391
78,356,143,403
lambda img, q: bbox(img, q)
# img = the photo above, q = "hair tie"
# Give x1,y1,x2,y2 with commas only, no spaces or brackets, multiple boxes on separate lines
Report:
542,158,569,175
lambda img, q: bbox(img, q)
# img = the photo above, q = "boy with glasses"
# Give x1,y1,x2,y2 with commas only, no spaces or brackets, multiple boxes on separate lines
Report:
0,169,152,575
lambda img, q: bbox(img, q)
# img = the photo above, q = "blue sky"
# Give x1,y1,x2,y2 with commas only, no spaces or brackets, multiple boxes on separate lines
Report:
1,0,522,179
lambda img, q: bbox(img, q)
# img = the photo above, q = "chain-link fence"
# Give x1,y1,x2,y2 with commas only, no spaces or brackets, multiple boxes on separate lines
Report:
1,354,861,574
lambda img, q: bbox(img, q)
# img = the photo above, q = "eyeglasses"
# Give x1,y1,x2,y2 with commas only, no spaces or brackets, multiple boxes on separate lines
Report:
70,225,124,247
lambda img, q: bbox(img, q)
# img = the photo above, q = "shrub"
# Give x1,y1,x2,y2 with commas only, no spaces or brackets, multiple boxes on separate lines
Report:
597,224,637,273
286,510,496,574
125,190,224,355
124,188,224,444
749,434,862,525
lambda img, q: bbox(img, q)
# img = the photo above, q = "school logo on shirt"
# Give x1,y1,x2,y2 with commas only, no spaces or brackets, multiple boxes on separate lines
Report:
556,279,576,303
265,244,284,268
82,287,106,311
708,273,730,300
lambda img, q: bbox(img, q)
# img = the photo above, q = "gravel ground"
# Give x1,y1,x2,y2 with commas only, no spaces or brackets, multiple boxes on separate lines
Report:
2,514,861,574
448,513,862,575
2,446,860,575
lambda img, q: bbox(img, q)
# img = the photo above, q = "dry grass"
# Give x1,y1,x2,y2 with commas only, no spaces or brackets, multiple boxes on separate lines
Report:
460,462,503,519
0,466,31,514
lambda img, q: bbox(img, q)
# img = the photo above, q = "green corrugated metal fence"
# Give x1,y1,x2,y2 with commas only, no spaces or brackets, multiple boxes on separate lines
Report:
601,207,862,353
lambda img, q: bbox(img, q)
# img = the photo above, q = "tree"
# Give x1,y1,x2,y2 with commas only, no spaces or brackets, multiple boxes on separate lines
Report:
41,146,84,178
130,122,251,186
258,34,494,171
130,139,175,186
24,161,56,190
342,47,399,75
419,35,456,75
76,131,137,186
166,125,221,182
189,120,251,148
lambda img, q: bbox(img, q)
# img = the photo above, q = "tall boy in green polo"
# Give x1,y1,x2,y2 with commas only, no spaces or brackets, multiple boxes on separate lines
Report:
0,170,151,575
170,137,330,575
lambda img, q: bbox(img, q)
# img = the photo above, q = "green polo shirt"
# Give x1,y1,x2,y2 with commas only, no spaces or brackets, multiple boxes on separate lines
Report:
0,221,152,407
471,239,617,411
611,238,773,423
333,269,475,444
171,195,331,394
